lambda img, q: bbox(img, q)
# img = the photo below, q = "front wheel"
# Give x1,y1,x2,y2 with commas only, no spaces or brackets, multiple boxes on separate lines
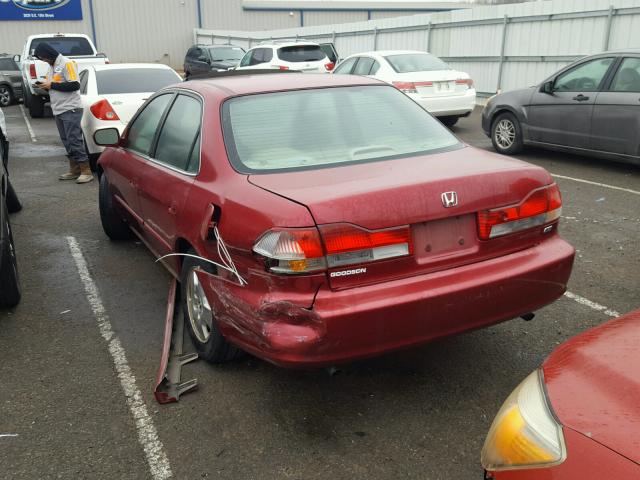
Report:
0,85,14,107
491,112,524,155
0,207,21,308
181,249,244,364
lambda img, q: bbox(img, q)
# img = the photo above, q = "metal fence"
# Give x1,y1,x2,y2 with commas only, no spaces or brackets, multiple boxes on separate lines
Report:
194,0,640,96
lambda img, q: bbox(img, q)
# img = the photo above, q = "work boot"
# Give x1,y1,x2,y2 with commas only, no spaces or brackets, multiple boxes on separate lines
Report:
75,162,94,184
59,159,81,180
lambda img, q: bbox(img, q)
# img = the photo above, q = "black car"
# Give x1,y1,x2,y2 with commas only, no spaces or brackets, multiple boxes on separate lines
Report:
482,50,640,166
0,110,21,308
0,55,22,107
184,44,245,78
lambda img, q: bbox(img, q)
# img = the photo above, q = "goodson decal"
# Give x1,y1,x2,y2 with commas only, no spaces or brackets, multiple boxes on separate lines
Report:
330,268,367,278
11,0,72,11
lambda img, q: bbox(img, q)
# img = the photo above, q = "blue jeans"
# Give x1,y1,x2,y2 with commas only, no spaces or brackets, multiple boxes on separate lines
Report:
55,108,88,164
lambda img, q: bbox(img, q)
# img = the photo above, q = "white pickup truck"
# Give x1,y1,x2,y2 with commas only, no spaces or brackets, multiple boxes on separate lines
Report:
18,33,109,118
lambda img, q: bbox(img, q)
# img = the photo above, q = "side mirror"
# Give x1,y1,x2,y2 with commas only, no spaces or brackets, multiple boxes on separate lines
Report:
541,80,554,94
198,56,210,64
13,54,21,63
94,128,120,147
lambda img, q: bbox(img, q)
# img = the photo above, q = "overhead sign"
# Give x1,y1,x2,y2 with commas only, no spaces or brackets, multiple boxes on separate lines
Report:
0,0,83,21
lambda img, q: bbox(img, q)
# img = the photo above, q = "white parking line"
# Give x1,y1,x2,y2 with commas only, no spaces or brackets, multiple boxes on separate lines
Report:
551,173,640,196
564,291,621,318
18,104,37,143
66,236,173,480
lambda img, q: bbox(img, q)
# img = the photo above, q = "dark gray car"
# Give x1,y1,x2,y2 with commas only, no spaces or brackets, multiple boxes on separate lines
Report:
0,55,22,107
183,44,245,78
482,50,640,166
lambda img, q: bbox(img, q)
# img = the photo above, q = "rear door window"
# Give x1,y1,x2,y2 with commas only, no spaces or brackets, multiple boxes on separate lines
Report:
353,57,375,76
126,94,173,156
153,94,202,172
333,57,358,74
277,45,325,63
608,57,640,92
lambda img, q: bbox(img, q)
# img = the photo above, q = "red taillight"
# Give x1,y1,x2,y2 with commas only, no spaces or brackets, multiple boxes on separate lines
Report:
29,63,37,79
477,184,562,240
392,81,418,94
278,65,290,71
324,62,335,71
456,78,474,88
253,224,413,274
90,99,120,121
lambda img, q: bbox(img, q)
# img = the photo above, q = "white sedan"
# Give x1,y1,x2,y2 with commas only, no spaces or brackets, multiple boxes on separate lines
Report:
333,50,476,126
78,63,183,169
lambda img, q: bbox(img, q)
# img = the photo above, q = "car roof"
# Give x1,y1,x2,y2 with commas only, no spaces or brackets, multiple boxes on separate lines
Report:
27,33,91,40
179,72,385,98
346,50,429,58
91,63,176,71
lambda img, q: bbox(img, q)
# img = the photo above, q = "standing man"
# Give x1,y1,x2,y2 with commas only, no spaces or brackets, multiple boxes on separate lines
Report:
33,42,92,184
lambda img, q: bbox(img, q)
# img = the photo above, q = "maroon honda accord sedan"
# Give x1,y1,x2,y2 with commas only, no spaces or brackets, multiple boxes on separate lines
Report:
93,73,575,367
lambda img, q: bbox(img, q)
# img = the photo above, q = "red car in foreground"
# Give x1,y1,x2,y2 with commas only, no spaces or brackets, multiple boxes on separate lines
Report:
482,309,640,479
94,72,574,367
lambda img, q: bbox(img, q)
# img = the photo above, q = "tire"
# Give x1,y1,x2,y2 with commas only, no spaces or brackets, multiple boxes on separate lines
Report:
6,180,22,214
88,153,100,173
25,87,45,118
0,204,21,308
440,115,459,128
98,174,131,240
181,249,243,363
0,84,13,107
491,111,524,155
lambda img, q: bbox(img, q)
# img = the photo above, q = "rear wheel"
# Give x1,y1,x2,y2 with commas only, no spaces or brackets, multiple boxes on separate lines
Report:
98,174,131,240
0,204,21,308
491,112,523,155
0,85,13,107
181,249,243,363
25,88,45,118
440,115,459,128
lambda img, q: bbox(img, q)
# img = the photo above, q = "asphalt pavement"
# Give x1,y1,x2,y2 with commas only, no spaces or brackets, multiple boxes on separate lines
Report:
0,104,638,480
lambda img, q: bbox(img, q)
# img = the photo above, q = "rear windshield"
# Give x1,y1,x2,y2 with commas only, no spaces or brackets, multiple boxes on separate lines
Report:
277,45,326,63
385,53,450,73
30,37,94,57
96,68,181,95
223,85,460,173
206,46,244,62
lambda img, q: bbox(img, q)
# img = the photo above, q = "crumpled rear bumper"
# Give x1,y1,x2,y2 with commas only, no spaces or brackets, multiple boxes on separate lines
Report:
199,236,574,368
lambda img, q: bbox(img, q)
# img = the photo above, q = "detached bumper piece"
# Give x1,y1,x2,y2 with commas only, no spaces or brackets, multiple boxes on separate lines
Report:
154,279,199,404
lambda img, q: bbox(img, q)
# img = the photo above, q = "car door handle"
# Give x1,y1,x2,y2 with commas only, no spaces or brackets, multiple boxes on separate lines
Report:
572,94,589,101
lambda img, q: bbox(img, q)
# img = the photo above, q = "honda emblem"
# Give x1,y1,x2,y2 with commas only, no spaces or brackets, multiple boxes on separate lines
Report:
441,191,458,208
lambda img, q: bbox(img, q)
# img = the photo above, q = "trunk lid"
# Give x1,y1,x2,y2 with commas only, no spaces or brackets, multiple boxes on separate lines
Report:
395,70,469,97
249,146,553,289
543,310,640,464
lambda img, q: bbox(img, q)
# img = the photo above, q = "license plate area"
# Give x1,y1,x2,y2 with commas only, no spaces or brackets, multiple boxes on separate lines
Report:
413,214,479,265
433,81,454,94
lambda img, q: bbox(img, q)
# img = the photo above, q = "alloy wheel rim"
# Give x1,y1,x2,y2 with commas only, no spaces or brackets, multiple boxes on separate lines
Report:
495,119,516,149
186,268,213,343
0,87,9,106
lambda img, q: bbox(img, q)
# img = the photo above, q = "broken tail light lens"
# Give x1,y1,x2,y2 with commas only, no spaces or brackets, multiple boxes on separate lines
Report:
90,99,120,121
253,224,413,274
478,184,562,240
